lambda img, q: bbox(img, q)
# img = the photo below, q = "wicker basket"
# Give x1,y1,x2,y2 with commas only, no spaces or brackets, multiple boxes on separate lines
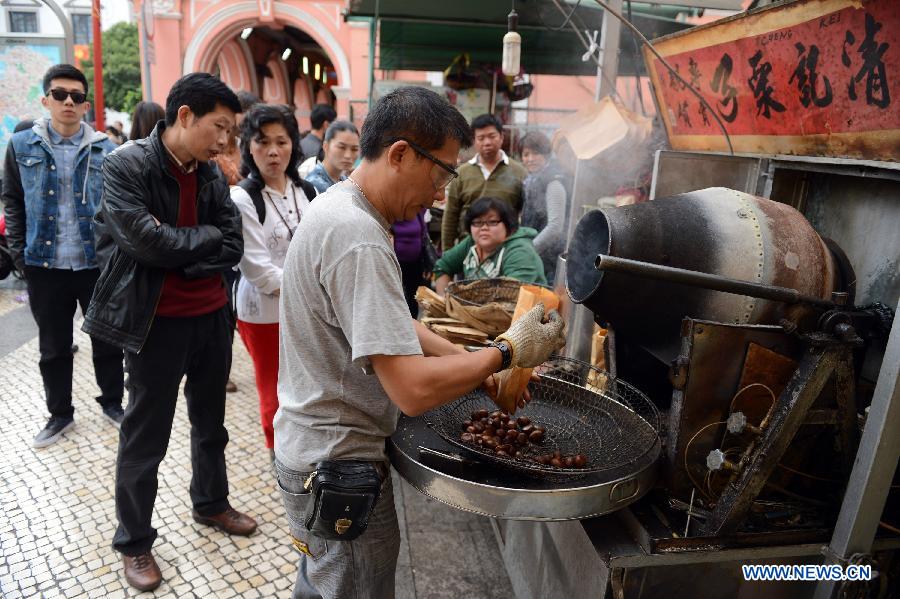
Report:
444,278,528,336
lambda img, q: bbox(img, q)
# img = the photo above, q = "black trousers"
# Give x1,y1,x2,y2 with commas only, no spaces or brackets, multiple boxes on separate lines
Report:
398,257,426,317
113,306,232,556
24,266,124,419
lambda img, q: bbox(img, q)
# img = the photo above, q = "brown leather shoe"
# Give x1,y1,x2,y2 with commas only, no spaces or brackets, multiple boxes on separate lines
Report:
122,552,162,591
192,507,257,536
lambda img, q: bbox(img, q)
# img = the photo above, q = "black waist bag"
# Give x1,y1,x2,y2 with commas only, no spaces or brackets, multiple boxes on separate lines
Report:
304,461,382,541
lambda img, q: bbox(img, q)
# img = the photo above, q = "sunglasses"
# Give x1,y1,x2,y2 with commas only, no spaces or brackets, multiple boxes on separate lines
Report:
387,137,458,188
47,88,87,104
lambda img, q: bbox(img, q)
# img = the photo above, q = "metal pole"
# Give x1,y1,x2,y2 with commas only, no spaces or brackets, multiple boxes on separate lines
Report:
140,1,153,101
595,255,836,309
814,298,900,598
596,0,622,100
91,0,104,131
367,0,379,112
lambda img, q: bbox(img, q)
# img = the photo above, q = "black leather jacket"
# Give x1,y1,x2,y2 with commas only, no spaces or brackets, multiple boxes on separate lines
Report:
82,122,242,352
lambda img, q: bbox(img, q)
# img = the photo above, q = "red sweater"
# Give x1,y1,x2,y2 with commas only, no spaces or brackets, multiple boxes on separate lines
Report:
155,163,228,317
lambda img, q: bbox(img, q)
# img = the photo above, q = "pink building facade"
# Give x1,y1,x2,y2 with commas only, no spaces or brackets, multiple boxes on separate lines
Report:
136,0,620,130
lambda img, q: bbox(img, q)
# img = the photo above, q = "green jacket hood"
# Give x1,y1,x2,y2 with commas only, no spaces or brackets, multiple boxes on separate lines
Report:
505,227,539,243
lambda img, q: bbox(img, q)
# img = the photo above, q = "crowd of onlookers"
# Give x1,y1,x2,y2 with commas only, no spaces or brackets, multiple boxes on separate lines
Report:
0,62,570,595
118,86,571,310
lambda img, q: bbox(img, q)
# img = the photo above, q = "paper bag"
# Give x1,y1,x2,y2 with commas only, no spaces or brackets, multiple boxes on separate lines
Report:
494,285,561,414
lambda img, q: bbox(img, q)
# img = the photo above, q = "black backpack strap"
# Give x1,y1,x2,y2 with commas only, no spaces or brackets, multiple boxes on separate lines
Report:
237,177,266,224
297,178,318,202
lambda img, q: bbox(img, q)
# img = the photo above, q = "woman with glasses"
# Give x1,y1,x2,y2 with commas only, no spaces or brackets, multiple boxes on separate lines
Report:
230,104,317,456
433,196,546,295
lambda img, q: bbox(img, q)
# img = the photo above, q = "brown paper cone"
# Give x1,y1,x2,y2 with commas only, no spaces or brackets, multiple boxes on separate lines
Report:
494,285,561,414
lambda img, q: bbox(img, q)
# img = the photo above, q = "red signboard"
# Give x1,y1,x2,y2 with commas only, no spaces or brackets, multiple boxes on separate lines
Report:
643,0,899,161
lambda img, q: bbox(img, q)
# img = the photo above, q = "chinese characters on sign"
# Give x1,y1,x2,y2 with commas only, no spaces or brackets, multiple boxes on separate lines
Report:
644,0,898,160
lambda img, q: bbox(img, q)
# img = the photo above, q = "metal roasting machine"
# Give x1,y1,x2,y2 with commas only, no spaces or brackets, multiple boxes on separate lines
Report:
391,179,898,597
565,187,892,538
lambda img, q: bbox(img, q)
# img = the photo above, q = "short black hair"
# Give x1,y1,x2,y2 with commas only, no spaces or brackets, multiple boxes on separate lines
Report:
164,72,242,126
471,113,503,135
240,103,303,187
359,86,473,161
519,131,552,156
464,197,517,235
310,104,337,130
324,120,358,142
236,90,261,111
43,64,88,95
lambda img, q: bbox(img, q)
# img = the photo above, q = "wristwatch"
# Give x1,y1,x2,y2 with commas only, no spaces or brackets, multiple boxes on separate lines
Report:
489,340,512,372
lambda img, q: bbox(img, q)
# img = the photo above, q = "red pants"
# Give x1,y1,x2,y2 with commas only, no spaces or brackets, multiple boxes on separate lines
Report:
237,320,280,449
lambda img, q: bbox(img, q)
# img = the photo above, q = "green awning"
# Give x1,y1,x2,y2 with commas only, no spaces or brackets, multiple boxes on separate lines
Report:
348,0,696,76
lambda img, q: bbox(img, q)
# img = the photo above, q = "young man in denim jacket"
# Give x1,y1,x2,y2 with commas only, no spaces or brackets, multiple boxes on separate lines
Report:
1,64,124,448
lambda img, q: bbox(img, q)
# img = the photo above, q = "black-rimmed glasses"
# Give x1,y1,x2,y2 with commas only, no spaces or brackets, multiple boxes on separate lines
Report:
47,88,87,104
388,137,458,188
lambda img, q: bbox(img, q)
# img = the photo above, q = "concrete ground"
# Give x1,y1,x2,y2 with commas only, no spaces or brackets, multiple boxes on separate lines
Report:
0,278,513,598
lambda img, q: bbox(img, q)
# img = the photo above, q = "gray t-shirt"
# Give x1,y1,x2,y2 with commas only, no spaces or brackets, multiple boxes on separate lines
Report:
274,180,422,471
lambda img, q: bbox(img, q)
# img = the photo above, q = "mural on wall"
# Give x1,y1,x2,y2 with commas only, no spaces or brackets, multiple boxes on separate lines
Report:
0,38,64,168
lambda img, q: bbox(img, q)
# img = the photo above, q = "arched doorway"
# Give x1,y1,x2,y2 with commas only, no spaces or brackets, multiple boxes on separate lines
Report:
181,2,351,129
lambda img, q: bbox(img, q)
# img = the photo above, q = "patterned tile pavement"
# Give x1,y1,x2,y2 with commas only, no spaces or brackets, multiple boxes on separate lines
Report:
0,316,513,598
0,282,29,318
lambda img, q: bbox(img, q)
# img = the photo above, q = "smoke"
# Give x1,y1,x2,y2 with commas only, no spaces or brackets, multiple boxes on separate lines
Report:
556,106,667,312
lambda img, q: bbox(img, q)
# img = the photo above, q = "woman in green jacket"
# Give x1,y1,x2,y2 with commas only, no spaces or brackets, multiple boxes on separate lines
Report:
434,196,547,295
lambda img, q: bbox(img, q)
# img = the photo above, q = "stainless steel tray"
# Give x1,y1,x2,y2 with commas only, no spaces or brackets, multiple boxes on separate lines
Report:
389,414,661,521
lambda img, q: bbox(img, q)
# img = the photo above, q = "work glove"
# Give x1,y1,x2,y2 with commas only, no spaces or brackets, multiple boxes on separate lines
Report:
495,304,566,369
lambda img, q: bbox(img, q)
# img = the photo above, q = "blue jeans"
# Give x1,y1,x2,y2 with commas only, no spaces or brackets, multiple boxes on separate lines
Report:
275,460,400,599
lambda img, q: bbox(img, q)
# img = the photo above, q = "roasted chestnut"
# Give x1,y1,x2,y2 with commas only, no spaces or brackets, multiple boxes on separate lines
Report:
517,416,531,427
460,433,474,443
573,454,587,468
550,458,563,468
516,433,528,445
563,456,575,468
475,409,489,419
473,422,485,433
528,430,544,443
466,425,476,434
462,419,472,430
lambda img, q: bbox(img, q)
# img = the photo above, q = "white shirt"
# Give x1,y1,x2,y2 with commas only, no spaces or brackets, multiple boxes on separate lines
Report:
297,155,318,179
469,149,510,180
231,181,311,324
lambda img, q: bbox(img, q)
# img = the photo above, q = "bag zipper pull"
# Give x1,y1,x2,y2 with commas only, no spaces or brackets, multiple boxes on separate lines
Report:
304,470,318,491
